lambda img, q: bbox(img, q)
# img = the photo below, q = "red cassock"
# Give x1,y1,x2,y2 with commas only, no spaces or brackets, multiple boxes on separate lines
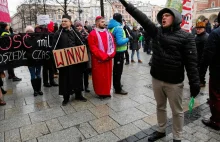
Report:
88,30,116,96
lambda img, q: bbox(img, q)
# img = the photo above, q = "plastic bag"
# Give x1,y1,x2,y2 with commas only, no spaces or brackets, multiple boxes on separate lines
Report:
188,97,195,113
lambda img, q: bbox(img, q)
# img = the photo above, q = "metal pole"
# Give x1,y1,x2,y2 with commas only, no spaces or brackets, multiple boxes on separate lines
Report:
78,0,81,20
100,0,104,17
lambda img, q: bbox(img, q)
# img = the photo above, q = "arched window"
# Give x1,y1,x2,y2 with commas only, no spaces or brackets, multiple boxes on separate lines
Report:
211,2,215,7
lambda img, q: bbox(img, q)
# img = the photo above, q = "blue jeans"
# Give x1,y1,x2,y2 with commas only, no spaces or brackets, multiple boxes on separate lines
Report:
28,66,41,80
131,50,140,60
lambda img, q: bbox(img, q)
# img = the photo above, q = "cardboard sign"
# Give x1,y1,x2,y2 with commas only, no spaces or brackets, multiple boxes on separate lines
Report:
53,45,88,68
37,15,50,25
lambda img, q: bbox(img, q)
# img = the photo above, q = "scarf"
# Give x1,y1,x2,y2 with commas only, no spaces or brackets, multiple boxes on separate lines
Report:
95,28,114,55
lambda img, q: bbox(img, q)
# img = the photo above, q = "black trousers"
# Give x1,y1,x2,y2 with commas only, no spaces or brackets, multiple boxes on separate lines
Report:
43,64,54,84
113,52,124,92
124,45,129,63
8,68,15,77
83,69,90,89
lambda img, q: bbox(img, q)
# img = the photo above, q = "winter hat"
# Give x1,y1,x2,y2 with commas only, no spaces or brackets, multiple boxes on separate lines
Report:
95,16,103,21
74,21,83,27
47,21,54,33
62,14,71,21
218,11,220,23
25,25,34,33
0,22,8,30
196,22,206,28
113,13,123,23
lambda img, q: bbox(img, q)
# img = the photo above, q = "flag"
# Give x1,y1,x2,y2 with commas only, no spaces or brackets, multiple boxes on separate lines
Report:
0,0,11,22
166,0,194,32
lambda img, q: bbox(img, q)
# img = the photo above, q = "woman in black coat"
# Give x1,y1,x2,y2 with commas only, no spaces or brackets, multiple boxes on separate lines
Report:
53,15,87,106
130,26,142,63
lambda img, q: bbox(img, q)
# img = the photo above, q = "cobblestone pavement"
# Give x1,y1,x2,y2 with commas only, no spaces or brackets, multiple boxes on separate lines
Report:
0,51,219,142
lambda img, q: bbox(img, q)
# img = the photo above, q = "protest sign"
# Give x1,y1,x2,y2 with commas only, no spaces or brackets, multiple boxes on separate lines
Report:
0,0,10,22
37,15,50,25
53,45,88,68
0,33,53,70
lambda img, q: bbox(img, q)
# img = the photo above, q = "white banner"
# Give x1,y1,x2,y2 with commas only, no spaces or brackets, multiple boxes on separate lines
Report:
37,15,50,25
180,0,194,32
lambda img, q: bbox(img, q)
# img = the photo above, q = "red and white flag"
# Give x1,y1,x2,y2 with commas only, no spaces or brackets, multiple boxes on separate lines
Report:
0,0,11,22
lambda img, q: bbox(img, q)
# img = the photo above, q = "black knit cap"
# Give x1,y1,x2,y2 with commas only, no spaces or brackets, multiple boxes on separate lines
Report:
113,13,123,23
62,14,71,20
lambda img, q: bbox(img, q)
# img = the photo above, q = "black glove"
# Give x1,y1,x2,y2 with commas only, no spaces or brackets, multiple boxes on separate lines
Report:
128,36,133,41
119,0,129,7
190,84,200,98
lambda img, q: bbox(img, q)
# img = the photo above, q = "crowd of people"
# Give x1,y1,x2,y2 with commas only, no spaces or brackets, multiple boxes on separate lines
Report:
0,0,220,141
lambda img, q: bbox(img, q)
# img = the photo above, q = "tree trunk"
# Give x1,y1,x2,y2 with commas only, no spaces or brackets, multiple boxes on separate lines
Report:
64,0,67,14
100,0,104,17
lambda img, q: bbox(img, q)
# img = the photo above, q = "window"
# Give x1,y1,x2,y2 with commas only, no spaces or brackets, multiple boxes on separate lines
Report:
211,2,215,7
58,15,61,19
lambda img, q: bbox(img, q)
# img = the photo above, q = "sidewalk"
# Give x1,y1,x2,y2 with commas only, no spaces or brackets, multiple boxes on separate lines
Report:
0,51,219,142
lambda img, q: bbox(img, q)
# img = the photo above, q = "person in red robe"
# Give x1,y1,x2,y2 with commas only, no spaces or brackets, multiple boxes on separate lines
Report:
88,16,116,98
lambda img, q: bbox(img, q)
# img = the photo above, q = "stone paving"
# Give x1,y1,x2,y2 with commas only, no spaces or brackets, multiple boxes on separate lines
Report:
0,51,219,142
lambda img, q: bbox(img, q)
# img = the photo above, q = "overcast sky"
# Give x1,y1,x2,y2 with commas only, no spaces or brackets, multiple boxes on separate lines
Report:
7,0,167,16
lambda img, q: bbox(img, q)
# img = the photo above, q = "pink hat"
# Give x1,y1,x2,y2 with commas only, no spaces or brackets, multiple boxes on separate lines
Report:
95,16,103,21
25,25,34,33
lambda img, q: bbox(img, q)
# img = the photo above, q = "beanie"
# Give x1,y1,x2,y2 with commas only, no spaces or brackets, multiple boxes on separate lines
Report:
25,25,34,33
62,14,71,21
113,13,123,23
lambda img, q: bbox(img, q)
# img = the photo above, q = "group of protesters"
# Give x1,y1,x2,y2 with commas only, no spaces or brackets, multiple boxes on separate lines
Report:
0,0,220,141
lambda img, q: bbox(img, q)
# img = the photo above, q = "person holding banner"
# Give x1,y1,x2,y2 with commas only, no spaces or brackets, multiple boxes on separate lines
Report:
119,0,200,141
88,16,116,98
53,15,87,106
25,25,44,97
0,23,22,82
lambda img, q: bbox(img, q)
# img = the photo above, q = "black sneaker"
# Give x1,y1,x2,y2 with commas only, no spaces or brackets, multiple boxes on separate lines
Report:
12,77,22,82
33,91,38,97
51,82,59,87
173,140,181,142
38,91,43,95
75,96,87,102
85,88,90,93
202,119,220,130
44,84,52,87
148,131,166,142
125,62,129,65
62,100,69,106
115,89,128,95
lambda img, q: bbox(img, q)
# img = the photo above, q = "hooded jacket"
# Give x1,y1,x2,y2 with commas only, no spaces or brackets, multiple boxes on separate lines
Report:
108,19,129,51
124,4,200,94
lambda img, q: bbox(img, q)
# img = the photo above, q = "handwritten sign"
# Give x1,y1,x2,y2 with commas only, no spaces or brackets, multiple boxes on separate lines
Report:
37,15,50,25
0,33,53,70
53,45,88,68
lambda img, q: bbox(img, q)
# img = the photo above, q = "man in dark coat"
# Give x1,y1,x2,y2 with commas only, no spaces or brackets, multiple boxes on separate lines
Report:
195,22,209,87
203,18,212,34
200,12,220,131
53,15,87,106
119,1,200,141
123,19,132,65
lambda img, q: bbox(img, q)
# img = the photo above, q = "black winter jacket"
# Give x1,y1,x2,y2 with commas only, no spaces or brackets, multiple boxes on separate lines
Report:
200,27,220,82
195,32,209,63
124,4,200,88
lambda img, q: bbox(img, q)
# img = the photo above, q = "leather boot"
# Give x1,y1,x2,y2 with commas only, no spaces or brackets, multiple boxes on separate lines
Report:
31,79,38,97
1,87,7,95
36,78,43,95
75,91,87,102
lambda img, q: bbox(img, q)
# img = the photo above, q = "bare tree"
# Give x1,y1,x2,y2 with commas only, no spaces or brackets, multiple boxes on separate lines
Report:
54,0,72,14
